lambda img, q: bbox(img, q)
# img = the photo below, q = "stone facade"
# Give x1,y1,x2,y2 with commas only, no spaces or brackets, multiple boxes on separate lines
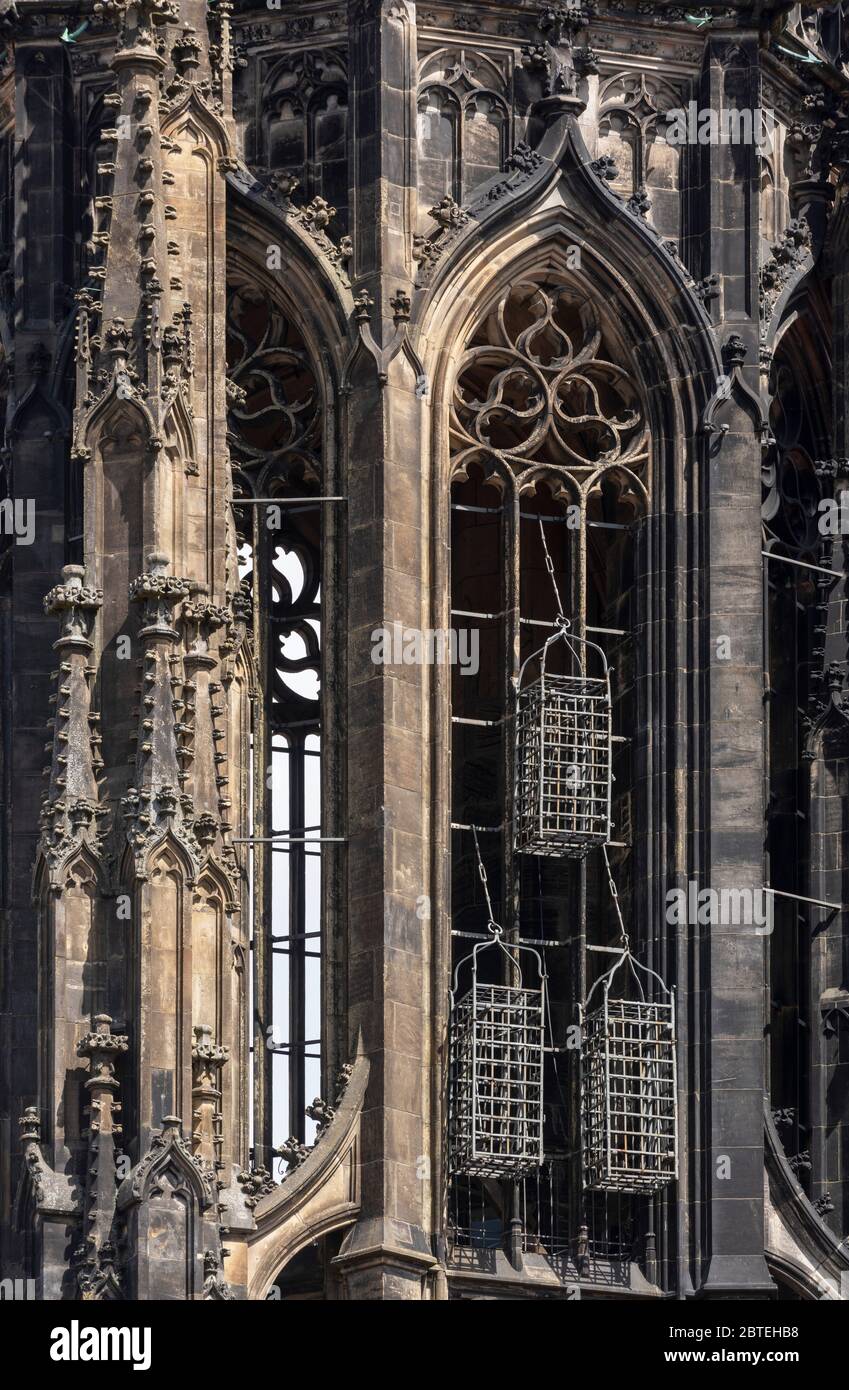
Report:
1,0,849,1300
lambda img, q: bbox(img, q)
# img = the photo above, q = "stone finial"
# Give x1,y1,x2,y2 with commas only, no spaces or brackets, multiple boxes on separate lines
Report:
192,1023,229,1066
428,195,467,231
18,1106,41,1145
390,289,411,324
77,1014,129,1065
723,334,747,368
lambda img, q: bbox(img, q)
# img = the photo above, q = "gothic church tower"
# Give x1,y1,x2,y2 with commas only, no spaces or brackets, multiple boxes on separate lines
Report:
2,0,849,1302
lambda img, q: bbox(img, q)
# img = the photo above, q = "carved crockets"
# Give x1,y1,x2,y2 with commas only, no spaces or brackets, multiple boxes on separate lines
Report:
192,1024,229,1169
75,1016,129,1300
39,567,105,879
24,0,247,1302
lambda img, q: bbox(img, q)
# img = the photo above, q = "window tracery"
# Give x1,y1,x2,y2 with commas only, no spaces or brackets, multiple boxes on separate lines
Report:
246,49,349,238
447,273,650,1273
596,72,683,241
761,326,849,1238
417,47,510,233
226,275,324,1159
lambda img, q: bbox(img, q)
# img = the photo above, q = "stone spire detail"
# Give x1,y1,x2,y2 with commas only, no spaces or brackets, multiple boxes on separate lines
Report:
75,1015,129,1300
192,1024,229,1170
73,0,200,482
123,552,193,867
39,566,105,877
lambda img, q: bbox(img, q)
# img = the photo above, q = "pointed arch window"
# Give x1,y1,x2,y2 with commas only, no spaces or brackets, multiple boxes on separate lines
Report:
760,326,849,1230
226,276,326,1165
447,275,654,1277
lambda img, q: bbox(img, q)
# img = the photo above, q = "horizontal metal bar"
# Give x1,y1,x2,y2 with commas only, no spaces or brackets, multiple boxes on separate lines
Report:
452,929,567,947
255,1045,322,1056
587,944,626,954
450,502,630,529
233,835,344,843
448,822,627,847
451,716,503,727
764,887,846,912
271,947,321,958
449,613,628,636
232,496,346,505
762,550,843,579
519,617,628,638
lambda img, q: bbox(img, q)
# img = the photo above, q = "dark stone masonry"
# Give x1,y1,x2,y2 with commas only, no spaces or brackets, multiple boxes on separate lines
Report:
0,0,848,1302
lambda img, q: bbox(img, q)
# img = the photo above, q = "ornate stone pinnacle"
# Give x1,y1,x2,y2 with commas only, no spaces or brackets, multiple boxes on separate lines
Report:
192,1023,229,1066
18,1106,41,1145
77,1015,129,1069
44,566,102,622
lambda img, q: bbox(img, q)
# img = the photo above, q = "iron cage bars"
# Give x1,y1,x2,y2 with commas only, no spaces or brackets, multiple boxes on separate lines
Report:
448,935,549,1180
579,950,678,1195
514,623,613,858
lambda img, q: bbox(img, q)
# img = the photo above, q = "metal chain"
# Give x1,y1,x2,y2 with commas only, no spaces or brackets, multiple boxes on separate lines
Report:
472,825,501,935
602,842,629,951
538,516,567,627
536,515,585,675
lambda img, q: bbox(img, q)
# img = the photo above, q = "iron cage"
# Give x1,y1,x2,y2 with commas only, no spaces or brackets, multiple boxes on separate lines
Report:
515,624,613,858
449,935,548,1179
580,951,678,1194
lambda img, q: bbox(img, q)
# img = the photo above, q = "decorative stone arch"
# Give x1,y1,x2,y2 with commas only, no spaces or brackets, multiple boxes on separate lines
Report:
192,867,230,1040
161,86,231,157
225,189,352,358
416,45,511,223
414,137,724,1251
36,844,110,1166
258,48,349,198
242,1050,368,1300
222,223,349,1156
116,1115,219,1301
130,838,197,1144
765,1111,849,1301
138,828,199,886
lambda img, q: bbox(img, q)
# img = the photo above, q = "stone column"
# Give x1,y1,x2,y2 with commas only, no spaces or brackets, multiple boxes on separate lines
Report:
333,0,436,1299
696,37,774,1298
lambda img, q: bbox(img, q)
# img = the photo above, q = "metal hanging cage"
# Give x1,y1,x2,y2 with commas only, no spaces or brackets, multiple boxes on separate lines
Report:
580,938,678,1195
448,913,549,1180
515,616,613,858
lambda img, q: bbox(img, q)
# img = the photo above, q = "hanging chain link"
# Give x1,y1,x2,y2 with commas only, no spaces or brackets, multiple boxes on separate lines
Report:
602,843,629,951
538,515,568,629
472,825,501,936
536,515,585,674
